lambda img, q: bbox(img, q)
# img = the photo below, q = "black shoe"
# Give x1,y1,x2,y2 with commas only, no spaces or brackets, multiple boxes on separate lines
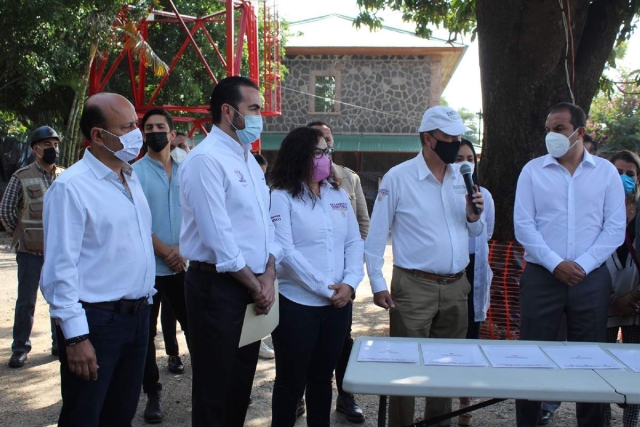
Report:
8,351,27,368
51,346,59,357
296,398,305,418
538,410,553,426
167,355,184,374
144,390,163,424
336,393,365,423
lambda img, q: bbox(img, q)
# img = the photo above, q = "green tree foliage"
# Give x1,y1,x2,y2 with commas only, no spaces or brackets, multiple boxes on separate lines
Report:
589,70,640,154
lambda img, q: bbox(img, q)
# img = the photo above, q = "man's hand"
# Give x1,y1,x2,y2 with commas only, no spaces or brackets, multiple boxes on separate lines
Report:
553,261,586,286
611,292,640,317
466,185,484,223
253,273,276,315
329,284,353,309
164,246,185,272
373,290,396,310
66,339,98,381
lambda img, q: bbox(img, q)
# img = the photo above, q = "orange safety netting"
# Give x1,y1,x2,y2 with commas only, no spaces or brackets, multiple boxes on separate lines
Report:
480,241,525,340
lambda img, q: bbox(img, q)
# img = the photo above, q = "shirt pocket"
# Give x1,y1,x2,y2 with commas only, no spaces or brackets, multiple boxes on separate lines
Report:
26,184,44,199
28,202,43,220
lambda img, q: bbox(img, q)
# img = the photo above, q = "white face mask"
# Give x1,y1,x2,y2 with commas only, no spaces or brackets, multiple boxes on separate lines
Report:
101,128,143,162
545,128,579,158
458,160,475,175
170,147,188,162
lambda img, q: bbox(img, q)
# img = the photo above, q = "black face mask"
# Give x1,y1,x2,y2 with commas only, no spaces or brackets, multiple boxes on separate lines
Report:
39,147,58,165
432,138,461,164
145,132,170,152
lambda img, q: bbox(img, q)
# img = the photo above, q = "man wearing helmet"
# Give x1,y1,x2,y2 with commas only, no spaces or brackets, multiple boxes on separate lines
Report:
0,126,65,368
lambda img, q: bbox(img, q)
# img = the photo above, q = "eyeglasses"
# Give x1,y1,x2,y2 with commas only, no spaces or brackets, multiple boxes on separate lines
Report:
314,147,334,158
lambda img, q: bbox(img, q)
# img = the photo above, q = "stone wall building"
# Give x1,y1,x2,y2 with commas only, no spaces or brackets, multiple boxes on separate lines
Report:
261,14,467,211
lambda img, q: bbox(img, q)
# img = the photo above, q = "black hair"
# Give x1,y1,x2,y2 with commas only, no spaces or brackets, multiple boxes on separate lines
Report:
209,76,260,124
547,102,587,131
583,134,598,153
460,139,480,185
307,121,332,132
253,152,268,167
270,126,340,200
140,108,174,131
175,131,187,137
79,103,107,141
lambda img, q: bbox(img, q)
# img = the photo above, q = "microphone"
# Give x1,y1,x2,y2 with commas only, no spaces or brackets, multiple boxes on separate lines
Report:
459,163,481,215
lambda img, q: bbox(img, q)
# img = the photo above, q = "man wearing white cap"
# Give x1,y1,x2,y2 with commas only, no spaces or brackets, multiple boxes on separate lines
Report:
365,105,485,427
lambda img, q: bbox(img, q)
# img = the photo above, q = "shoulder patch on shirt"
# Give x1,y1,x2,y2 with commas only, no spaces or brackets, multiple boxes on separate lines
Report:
271,214,281,222
377,188,390,201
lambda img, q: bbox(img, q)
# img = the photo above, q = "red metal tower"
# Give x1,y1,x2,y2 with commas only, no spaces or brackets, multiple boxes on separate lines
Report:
88,0,281,151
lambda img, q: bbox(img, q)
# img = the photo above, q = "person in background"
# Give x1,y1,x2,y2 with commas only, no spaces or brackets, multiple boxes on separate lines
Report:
604,150,640,427
514,102,625,427
252,151,276,360
308,120,369,423
454,139,495,427
583,134,598,156
269,126,364,427
133,107,191,423
170,132,190,162
1,126,64,368
41,92,154,426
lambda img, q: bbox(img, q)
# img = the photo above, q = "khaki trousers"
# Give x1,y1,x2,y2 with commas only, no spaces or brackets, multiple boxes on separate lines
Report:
388,266,470,427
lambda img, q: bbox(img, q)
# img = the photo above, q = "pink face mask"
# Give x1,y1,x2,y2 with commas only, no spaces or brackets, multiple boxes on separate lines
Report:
312,154,331,182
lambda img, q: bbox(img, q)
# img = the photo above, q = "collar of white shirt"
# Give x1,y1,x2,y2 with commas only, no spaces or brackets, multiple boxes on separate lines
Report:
416,150,460,181
542,148,596,169
84,148,133,178
209,125,252,159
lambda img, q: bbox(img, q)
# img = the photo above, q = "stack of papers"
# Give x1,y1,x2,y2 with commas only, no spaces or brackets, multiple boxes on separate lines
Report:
481,345,556,368
357,340,420,364
542,346,626,370
421,344,488,367
607,348,640,372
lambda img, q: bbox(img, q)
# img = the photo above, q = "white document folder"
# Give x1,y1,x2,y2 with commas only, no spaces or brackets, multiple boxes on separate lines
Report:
239,280,280,347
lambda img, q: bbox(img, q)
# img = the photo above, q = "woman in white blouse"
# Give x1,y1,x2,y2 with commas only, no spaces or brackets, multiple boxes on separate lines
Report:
269,126,364,427
455,139,495,426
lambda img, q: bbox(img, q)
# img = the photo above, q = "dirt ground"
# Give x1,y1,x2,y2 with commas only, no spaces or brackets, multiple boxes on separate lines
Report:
0,232,626,426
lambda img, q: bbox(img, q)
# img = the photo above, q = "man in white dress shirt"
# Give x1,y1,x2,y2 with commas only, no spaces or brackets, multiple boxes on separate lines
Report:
40,92,155,426
179,76,282,427
514,102,626,427
365,106,485,427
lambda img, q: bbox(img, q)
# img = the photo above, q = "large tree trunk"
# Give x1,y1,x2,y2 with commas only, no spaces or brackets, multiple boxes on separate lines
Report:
477,0,632,242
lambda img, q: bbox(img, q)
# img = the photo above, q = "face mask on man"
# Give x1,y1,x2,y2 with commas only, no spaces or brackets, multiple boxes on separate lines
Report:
545,128,579,158
145,132,170,153
37,146,58,165
312,154,331,182
171,147,188,162
101,128,143,162
227,106,263,146
431,137,461,164
621,174,636,196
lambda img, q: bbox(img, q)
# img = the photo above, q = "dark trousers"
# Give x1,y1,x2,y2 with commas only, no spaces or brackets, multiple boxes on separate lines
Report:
185,267,260,427
465,254,481,339
12,252,57,352
516,263,610,427
160,296,179,356
143,272,189,393
57,304,149,427
271,295,350,427
335,291,356,395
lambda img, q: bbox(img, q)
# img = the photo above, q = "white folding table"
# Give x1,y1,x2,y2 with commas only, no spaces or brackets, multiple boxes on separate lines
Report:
343,337,640,427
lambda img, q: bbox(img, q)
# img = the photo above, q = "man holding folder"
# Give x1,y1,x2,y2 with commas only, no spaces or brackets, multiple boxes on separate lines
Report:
179,76,282,427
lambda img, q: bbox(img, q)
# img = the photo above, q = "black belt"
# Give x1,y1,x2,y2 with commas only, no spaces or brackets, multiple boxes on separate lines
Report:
190,260,218,273
394,266,464,284
81,297,149,315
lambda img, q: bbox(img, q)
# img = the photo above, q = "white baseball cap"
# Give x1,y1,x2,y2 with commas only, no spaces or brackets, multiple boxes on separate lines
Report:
418,105,471,136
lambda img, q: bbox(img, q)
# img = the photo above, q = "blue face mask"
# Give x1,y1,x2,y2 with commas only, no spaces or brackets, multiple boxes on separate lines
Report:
621,174,636,195
228,107,263,146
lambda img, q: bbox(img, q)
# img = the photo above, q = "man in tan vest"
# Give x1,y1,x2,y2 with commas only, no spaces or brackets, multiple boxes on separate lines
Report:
308,120,370,423
0,126,64,368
